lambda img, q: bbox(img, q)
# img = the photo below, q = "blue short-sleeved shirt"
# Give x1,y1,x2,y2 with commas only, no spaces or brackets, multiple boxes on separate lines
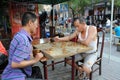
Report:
2,29,33,80
114,26,120,36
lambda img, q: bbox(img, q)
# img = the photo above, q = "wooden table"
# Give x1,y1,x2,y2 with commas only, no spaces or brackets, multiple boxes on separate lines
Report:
33,40,92,80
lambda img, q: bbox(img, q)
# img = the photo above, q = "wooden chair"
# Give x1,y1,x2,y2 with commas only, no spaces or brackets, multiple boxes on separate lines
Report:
75,28,105,80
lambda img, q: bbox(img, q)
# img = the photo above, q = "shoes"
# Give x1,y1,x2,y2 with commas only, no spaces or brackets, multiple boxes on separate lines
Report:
78,72,85,80
83,77,90,80
78,72,90,80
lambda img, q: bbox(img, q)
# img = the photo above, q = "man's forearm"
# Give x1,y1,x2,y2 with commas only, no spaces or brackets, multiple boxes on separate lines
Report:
60,36,70,41
11,59,38,68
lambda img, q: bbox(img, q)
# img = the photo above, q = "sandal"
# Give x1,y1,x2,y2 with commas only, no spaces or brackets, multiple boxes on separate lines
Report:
78,72,85,80
83,77,90,80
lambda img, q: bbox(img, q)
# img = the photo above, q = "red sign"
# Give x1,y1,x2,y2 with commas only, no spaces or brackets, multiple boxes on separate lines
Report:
9,2,40,38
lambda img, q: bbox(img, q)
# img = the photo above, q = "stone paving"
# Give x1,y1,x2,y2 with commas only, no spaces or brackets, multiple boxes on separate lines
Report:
34,33,120,80
1,33,120,80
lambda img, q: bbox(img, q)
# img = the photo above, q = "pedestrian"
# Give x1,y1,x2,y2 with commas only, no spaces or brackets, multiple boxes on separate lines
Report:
50,9,57,26
1,12,43,80
39,9,48,38
113,22,120,36
54,17,97,80
105,17,111,33
113,22,120,44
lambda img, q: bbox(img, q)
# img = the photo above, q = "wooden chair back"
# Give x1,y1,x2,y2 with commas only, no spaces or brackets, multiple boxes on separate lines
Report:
90,28,105,80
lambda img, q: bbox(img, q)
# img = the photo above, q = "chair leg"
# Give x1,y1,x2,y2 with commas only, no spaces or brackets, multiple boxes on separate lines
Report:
51,61,55,70
99,61,102,75
90,66,94,80
75,69,78,76
64,58,67,66
113,36,115,45
90,72,92,80
43,61,48,80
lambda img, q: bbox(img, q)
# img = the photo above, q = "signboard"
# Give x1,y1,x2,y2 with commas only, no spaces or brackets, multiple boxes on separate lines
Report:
60,4,68,12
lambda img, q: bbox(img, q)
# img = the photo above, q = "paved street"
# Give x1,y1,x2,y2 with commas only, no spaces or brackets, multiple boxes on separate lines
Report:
1,33,120,80
34,33,120,80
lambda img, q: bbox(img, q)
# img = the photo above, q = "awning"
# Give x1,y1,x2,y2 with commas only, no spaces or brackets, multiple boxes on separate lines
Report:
12,0,70,5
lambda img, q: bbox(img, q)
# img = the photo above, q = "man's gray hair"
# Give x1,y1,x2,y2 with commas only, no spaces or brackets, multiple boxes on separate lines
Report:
73,17,86,23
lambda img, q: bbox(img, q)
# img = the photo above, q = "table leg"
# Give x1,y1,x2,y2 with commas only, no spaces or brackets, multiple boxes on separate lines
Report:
71,56,75,80
52,61,55,70
43,61,48,80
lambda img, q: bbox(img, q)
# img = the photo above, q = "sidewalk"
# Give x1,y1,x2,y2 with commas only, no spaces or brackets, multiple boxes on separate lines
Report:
1,33,120,80
35,34,120,80
36,33,120,80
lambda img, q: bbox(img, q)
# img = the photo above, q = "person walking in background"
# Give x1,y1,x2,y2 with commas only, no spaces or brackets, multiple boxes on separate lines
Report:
2,12,43,80
54,17,97,80
39,9,48,38
105,17,111,33
50,9,57,26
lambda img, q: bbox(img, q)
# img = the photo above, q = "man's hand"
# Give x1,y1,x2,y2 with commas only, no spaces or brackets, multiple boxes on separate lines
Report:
34,52,43,62
54,36,61,42
40,57,48,62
